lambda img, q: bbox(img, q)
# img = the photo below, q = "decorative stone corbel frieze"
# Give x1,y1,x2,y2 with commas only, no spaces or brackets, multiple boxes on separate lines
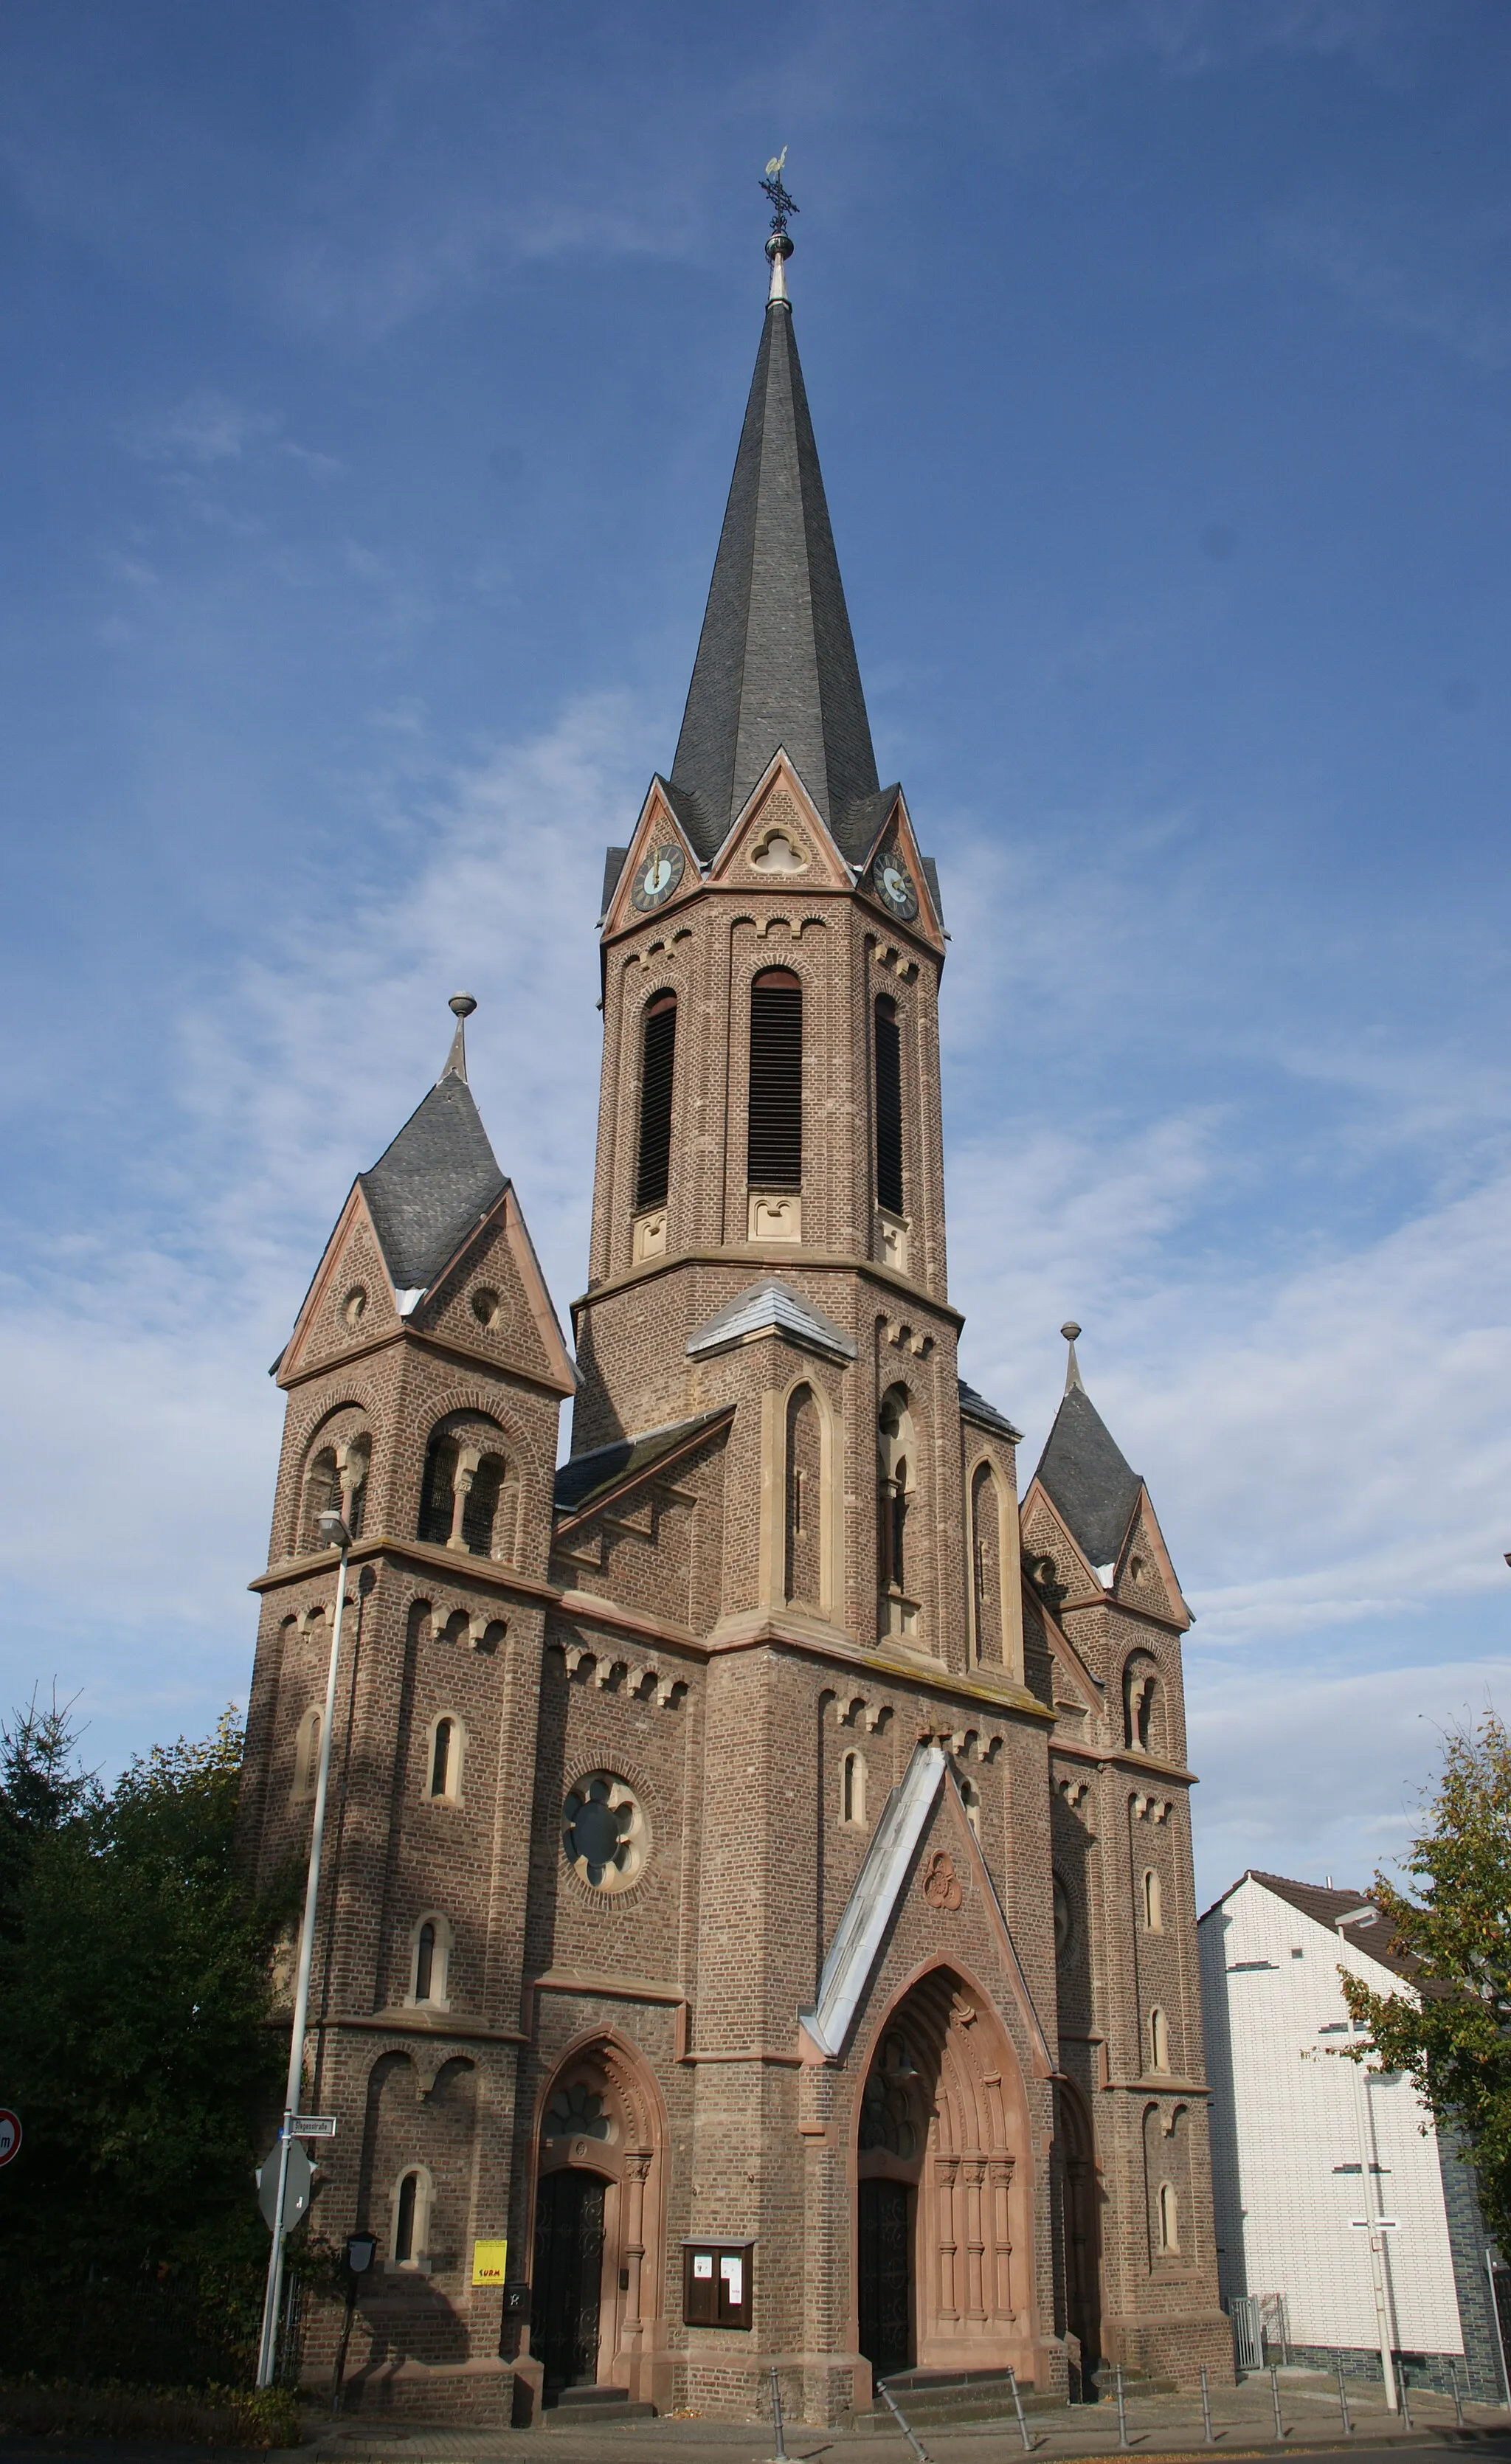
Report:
547,1636,688,1710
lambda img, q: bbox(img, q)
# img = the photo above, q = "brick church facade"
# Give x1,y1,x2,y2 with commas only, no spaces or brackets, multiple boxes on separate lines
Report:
237,226,1228,2423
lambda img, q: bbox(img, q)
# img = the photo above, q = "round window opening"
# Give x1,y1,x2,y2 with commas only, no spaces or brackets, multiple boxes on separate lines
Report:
471,1287,501,1328
562,1772,649,1892
342,1287,367,1329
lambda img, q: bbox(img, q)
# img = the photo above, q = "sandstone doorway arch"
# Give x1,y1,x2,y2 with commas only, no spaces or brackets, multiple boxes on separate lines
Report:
855,1966,1036,2383
530,2033,664,2406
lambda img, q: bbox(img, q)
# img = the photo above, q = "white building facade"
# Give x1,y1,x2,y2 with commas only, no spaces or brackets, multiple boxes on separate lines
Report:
1199,1872,1506,2400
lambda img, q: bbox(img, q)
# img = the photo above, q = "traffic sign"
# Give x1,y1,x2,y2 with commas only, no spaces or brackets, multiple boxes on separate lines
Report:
291,2114,337,2139
257,2137,314,2234
0,2111,20,2167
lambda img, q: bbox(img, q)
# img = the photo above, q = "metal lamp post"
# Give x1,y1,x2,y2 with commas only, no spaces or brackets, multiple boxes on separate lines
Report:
1335,1912,1399,2412
255,1507,353,2389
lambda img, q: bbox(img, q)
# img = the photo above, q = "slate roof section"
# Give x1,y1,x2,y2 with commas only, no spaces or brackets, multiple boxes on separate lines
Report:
958,1379,1023,1443
553,1410,730,1519
1245,1872,1416,1983
669,297,881,861
1034,1382,1144,1568
685,1277,857,1363
359,1070,508,1295
600,846,629,921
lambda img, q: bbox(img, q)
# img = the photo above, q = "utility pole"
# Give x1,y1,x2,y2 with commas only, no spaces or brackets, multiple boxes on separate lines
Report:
256,1509,352,2389
1337,1913,1398,2412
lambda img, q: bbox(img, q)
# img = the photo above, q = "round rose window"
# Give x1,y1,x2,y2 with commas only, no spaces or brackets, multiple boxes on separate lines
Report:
562,1772,648,1892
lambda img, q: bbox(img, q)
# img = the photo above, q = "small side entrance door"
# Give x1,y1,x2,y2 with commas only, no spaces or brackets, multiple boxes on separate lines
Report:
858,2178,912,2382
533,2170,606,2398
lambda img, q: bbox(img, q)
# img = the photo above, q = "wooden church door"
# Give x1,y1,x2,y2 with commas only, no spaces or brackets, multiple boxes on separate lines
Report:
533,2170,606,2395
858,2178,912,2381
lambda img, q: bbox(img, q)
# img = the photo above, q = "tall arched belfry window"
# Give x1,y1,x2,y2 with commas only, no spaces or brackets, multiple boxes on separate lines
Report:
747,969,803,1191
784,1384,823,1608
877,1385,919,1639
635,992,677,1212
874,995,904,1216
970,1462,1003,1664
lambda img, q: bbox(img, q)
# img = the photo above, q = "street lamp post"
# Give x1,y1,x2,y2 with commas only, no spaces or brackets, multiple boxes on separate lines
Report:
1336,1913,1399,2412
255,1507,353,2390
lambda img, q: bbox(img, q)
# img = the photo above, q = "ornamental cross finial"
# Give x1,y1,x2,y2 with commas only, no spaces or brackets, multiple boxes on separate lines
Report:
760,148,798,238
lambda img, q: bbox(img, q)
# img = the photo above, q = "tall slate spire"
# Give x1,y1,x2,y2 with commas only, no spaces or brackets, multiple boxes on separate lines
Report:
668,252,882,861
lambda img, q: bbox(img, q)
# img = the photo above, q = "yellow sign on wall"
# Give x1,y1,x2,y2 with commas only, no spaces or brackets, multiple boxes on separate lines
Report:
471,2238,508,2287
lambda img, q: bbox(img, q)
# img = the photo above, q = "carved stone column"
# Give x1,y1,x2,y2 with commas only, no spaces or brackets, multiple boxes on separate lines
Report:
963,2156,987,2321
989,2156,1015,2320
448,1444,480,1549
935,2153,961,2324
622,2151,651,2335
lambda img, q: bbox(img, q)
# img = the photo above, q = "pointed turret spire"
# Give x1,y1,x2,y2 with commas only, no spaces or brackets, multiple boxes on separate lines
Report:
441,990,476,1085
666,174,882,861
1061,1320,1085,1394
359,997,505,1297
1035,1327,1144,1571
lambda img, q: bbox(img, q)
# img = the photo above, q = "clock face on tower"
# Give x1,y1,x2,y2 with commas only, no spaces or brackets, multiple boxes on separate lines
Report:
872,845,919,922
630,842,685,913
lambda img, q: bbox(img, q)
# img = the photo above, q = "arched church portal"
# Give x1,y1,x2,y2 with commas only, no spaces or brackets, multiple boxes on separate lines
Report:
854,1968,1036,2385
1051,2074,1101,2387
530,2035,663,2406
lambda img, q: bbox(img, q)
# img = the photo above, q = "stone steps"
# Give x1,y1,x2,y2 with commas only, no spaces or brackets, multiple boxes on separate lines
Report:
543,2384,655,2429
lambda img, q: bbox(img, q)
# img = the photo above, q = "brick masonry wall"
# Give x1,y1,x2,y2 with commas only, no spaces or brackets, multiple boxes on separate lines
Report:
235,837,1227,2418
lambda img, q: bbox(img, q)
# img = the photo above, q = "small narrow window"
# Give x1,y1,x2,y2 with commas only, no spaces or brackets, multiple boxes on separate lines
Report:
300,1447,342,1552
1158,2181,1178,2252
1149,2007,1170,2074
418,1436,459,1546
960,1778,981,1840
415,1922,436,2001
462,1452,511,1556
430,1720,455,1799
635,992,677,1211
293,1706,322,1801
874,995,904,1214
1144,1869,1163,1931
395,2170,419,2265
842,1751,865,1826
747,969,803,1189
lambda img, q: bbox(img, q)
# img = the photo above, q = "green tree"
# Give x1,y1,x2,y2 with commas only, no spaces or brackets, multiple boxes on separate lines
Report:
0,1703,294,2378
1341,1709,1511,2239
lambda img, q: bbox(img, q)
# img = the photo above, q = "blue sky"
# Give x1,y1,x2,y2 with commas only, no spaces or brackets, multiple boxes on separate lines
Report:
1,0,1509,1905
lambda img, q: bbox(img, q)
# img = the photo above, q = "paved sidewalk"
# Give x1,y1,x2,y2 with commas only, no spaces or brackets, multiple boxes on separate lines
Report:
1,2379,1506,2464
306,2374,1511,2464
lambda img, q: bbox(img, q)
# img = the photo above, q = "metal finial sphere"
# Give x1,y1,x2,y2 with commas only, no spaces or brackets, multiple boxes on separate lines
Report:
449,992,477,1019
1061,1321,1082,1343
766,231,794,264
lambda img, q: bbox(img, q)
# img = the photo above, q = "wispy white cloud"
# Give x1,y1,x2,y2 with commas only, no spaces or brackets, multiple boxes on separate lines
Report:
1189,1655,1511,1906
131,392,283,467
0,695,646,1753
1268,199,1511,369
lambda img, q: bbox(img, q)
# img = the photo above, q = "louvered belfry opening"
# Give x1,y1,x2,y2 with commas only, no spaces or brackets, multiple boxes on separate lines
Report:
635,992,677,1211
874,994,904,1215
747,968,803,1190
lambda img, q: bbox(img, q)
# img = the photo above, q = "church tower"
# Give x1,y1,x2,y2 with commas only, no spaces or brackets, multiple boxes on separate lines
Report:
238,204,1228,2425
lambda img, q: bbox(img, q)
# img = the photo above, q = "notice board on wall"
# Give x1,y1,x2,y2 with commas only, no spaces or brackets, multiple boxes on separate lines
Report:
682,2240,754,2329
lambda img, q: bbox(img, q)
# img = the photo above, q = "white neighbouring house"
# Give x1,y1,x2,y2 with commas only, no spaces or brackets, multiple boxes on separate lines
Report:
1199,1871,1507,2400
